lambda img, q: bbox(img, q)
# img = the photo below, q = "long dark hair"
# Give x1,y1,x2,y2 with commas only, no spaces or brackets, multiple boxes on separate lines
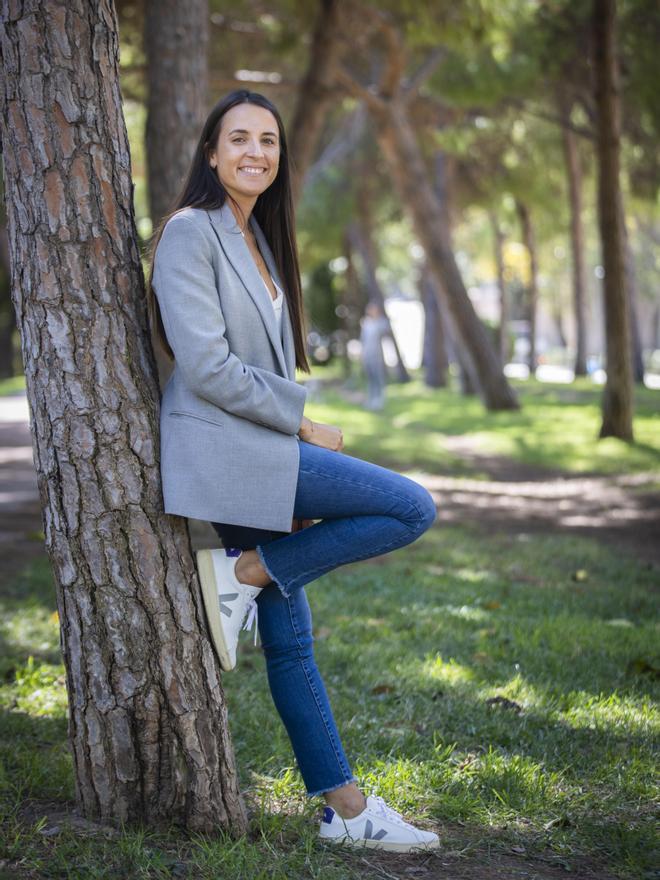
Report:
145,89,311,374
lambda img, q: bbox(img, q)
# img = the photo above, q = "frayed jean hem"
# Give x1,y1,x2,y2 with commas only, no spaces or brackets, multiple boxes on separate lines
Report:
306,774,359,798
255,543,292,599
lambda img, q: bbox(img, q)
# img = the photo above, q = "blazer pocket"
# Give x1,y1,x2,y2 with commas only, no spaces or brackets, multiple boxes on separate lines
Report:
168,410,225,428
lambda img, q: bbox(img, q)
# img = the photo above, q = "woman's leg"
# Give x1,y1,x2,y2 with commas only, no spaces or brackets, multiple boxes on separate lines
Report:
208,521,359,802
253,439,437,599
255,583,360,799
208,443,436,806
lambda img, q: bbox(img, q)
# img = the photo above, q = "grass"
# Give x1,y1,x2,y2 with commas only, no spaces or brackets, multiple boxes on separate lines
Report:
0,373,658,878
302,367,660,476
0,375,27,397
1,533,658,877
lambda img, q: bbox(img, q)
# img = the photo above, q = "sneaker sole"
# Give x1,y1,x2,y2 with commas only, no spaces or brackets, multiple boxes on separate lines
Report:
196,549,234,671
319,835,439,853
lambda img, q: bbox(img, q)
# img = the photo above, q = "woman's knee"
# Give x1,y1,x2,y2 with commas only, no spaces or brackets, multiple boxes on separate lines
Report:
403,480,437,535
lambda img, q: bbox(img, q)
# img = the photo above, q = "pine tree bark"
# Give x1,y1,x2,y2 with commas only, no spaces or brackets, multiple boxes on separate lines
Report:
559,95,588,376
0,0,248,833
0,217,16,378
144,0,209,226
592,0,634,439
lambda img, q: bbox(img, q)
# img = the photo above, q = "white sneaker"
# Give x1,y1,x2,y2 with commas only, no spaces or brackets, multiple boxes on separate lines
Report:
196,547,262,671
319,794,440,853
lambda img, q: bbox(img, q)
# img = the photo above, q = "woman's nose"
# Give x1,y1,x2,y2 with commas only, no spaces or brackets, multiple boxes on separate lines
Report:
245,141,265,157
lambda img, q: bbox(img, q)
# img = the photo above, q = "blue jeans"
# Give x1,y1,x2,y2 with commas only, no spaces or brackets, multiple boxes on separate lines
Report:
210,439,437,797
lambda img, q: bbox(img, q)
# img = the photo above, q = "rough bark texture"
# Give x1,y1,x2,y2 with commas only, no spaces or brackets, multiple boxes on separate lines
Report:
0,216,17,377
288,0,345,206
0,0,248,833
375,101,518,410
515,200,538,374
559,98,588,376
144,0,209,227
592,0,634,439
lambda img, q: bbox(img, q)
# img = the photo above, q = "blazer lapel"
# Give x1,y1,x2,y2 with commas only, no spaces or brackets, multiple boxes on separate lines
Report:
206,202,290,379
249,213,297,382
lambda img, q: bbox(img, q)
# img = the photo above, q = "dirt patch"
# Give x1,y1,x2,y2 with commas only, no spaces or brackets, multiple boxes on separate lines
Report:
417,450,660,570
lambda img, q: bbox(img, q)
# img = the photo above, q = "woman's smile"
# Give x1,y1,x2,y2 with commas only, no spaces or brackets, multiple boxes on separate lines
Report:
209,103,281,203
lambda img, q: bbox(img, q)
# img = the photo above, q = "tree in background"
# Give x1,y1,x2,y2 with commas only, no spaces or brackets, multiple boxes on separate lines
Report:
336,6,519,411
592,0,634,439
144,0,209,226
0,0,247,832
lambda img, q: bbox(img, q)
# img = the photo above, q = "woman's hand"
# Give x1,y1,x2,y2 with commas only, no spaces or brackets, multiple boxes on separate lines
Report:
299,416,344,452
291,517,316,532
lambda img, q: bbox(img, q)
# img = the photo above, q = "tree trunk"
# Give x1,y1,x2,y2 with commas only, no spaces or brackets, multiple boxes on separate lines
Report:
374,101,518,410
489,211,508,366
623,222,645,383
144,0,209,226
0,217,16,378
559,94,588,376
515,200,539,374
340,227,366,381
346,216,410,382
0,0,248,833
288,0,345,206
421,265,448,388
592,0,634,439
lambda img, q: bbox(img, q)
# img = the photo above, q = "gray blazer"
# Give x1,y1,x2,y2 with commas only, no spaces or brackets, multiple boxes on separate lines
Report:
152,201,308,531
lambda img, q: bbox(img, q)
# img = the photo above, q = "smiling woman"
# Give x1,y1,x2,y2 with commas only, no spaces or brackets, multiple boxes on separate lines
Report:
146,89,439,853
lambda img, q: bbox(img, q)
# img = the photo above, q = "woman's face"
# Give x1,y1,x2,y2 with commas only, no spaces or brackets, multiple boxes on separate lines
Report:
209,103,280,201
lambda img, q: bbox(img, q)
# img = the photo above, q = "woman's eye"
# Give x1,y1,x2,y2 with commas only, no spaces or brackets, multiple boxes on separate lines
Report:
232,138,276,145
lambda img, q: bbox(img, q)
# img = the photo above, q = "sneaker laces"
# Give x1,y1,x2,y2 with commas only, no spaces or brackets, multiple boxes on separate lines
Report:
241,597,259,646
370,795,411,828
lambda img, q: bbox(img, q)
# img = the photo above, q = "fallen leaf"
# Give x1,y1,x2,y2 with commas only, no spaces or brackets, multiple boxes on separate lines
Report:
371,683,395,695
486,696,523,714
472,652,490,664
627,658,660,679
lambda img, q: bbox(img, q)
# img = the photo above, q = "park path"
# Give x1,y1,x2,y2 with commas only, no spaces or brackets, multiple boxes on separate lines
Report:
1,389,659,582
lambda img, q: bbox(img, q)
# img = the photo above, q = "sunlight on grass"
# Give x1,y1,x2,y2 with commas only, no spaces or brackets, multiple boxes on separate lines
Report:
304,372,660,476
1,370,658,878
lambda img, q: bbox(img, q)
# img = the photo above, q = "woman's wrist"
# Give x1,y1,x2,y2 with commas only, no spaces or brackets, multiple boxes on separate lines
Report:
299,416,314,439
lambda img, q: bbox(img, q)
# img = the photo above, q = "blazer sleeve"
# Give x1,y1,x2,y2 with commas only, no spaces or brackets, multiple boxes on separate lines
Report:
152,213,307,435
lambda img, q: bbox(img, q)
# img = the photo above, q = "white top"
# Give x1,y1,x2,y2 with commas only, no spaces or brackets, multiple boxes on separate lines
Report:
261,273,284,337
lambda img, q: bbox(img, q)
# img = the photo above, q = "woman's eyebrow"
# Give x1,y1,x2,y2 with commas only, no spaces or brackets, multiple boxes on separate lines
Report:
228,128,278,137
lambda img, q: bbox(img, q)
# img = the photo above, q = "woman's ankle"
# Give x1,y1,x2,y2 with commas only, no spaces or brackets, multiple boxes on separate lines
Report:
234,550,270,587
324,782,367,819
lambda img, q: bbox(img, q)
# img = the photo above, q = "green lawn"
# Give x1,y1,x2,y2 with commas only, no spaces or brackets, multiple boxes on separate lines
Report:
302,369,660,476
1,536,658,877
0,373,658,878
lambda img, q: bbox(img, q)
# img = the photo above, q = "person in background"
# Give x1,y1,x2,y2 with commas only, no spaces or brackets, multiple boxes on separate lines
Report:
360,301,390,410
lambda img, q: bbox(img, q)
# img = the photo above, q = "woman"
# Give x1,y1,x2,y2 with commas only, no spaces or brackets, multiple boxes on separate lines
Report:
147,89,439,853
